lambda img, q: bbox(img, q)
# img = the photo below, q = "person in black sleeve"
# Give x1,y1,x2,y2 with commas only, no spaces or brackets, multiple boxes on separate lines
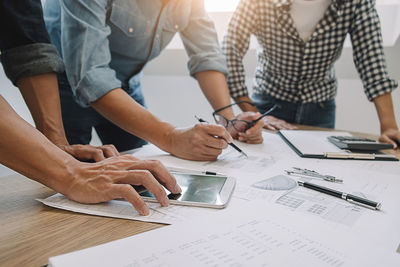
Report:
0,0,181,216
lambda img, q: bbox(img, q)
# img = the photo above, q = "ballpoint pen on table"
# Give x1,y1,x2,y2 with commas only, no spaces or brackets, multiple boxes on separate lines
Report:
285,167,343,183
297,180,381,210
168,167,225,176
195,115,248,158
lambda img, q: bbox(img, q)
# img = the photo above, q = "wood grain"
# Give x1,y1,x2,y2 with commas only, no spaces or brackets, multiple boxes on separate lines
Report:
0,175,163,267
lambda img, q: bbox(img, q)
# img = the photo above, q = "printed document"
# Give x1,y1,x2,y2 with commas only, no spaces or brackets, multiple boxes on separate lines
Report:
48,201,400,267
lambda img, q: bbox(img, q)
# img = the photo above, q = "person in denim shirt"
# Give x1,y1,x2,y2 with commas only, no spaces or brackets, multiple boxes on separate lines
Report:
43,0,264,161
0,0,181,215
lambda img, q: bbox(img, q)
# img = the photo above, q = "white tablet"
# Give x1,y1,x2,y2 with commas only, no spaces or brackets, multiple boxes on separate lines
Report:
136,172,236,209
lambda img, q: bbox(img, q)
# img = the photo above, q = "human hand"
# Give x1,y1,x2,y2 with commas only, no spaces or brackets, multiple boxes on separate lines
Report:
64,155,181,215
60,144,119,162
227,112,264,144
167,124,232,161
263,116,297,130
379,128,400,149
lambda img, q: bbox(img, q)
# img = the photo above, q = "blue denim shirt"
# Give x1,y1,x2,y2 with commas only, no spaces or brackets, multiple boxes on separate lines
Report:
44,0,228,107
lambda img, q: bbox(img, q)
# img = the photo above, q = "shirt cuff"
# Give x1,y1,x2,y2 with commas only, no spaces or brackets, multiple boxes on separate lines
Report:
0,43,64,85
365,78,398,101
74,68,122,107
188,52,228,77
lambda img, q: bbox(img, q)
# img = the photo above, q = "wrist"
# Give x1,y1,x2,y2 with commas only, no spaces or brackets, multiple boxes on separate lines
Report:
380,121,398,133
156,122,178,153
45,153,80,195
40,126,69,147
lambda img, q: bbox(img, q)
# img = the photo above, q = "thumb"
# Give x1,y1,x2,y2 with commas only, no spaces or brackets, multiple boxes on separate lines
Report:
379,135,396,149
253,112,261,120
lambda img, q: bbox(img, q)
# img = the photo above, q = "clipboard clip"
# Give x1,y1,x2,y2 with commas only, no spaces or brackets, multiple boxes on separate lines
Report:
285,167,343,183
324,152,375,160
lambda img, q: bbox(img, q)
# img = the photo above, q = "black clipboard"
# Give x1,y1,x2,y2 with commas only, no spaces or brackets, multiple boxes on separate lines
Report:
278,130,399,161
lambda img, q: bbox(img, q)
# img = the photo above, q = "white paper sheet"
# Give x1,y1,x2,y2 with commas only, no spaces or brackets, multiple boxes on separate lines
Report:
48,201,400,267
133,131,295,177
37,194,185,224
279,130,350,155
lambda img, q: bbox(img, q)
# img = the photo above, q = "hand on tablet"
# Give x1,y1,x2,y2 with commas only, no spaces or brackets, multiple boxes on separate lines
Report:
63,155,181,215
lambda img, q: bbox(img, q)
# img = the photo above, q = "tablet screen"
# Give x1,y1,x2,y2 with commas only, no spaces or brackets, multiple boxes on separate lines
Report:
139,173,227,205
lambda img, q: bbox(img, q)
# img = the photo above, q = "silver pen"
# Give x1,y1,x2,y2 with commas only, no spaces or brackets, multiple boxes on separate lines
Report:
285,167,343,183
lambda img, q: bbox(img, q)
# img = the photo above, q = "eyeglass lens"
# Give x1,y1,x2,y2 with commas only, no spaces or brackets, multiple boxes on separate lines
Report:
214,114,250,133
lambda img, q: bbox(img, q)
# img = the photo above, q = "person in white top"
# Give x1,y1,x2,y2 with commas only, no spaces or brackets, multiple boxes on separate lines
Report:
291,0,331,42
223,0,400,148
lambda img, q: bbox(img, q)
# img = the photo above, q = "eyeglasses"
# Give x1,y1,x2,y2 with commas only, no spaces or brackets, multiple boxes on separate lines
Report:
212,101,279,133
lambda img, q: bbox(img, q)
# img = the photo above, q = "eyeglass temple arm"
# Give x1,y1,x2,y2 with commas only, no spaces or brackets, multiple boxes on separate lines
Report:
213,100,255,114
250,104,279,123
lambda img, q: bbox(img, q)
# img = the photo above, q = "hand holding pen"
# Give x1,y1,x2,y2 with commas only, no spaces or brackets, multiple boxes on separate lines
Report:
195,116,248,158
165,121,236,161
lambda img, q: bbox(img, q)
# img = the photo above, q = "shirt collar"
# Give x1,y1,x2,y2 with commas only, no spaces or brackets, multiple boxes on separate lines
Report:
273,0,345,15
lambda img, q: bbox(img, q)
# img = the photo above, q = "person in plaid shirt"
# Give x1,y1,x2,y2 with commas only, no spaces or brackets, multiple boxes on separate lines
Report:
223,0,400,148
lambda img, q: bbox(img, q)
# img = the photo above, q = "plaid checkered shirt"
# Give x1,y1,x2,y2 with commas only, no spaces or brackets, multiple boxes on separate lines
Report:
222,0,398,103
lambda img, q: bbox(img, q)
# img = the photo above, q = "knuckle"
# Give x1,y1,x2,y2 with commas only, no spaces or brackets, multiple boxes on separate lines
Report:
154,186,166,197
219,139,226,148
105,144,116,149
121,154,136,161
216,125,226,135
150,159,162,167
120,184,133,196
194,124,203,131
132,194,145,205
93,149,103,155
140,170,152,178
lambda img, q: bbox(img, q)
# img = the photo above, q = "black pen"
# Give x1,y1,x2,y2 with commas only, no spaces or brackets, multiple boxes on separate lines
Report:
297,181,381,210
195,115,248,158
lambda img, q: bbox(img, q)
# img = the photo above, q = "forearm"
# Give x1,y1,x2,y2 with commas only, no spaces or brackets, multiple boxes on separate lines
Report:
373,93,399,132
195,71,235,119
0,96,75,192
90,88,175,151
233,96,259,112
17,73,69,146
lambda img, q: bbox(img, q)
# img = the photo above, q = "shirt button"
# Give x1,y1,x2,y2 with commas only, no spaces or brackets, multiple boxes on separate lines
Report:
174,24,179,30
128,27,134,33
